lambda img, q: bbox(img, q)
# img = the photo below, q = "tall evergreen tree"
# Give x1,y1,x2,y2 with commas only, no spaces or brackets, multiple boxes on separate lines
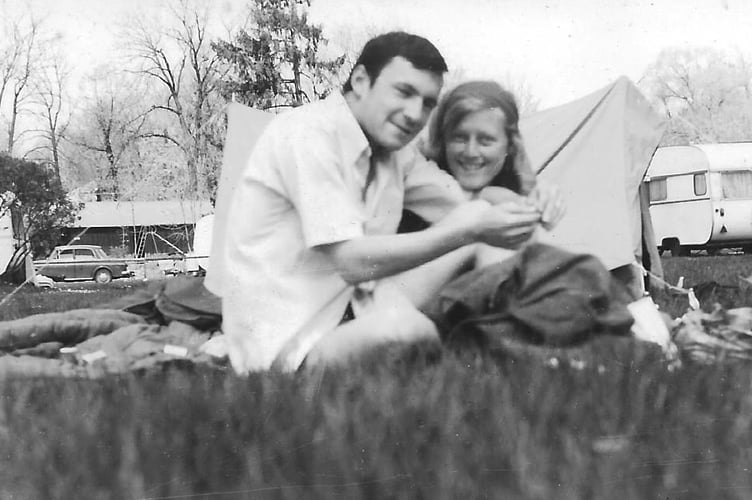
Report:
213,0,346,110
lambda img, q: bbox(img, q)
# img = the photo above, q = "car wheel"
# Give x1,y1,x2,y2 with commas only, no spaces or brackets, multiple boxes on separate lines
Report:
94,269,113,284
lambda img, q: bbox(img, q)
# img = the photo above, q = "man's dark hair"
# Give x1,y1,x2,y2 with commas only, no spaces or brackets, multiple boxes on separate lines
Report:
342,31,448,92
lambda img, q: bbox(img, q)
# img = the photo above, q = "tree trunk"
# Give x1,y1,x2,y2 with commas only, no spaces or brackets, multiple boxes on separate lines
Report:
7,97,19,154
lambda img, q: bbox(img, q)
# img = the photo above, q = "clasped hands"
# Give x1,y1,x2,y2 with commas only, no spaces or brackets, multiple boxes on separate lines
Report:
449,183,566,250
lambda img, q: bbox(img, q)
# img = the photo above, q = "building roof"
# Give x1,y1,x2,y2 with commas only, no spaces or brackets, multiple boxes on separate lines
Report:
73,200,214,228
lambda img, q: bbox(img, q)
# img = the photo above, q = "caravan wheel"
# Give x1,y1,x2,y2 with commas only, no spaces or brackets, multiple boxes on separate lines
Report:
666,239,688,257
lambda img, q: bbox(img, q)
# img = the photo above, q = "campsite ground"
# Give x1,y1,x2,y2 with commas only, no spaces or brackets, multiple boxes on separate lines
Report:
3,256,752,499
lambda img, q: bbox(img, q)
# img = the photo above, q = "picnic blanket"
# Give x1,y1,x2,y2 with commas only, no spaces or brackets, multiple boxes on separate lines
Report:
0,277,225,378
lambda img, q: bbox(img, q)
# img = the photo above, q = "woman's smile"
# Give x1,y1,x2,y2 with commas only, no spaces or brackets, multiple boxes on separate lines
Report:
445,108,509,192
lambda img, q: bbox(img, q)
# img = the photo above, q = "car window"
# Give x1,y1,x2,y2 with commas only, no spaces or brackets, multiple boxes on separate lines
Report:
57,249,75,261
76,249,94,259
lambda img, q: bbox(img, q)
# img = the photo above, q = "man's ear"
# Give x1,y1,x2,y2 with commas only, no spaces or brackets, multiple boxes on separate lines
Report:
349,64,371,98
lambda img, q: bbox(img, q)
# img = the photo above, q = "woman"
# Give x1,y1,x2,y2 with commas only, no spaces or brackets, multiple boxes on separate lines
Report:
424,80,565,265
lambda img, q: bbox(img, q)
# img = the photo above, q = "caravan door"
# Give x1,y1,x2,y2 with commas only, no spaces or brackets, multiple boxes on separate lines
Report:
647,170,714,248
709,169,752,242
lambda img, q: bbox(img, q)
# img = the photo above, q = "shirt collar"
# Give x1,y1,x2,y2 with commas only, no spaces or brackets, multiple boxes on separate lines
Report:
328,92,372,167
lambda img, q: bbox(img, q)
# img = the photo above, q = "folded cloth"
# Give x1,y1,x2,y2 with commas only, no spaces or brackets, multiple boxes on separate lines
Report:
156,277,222,329
98,276,222,329
430,243,634,351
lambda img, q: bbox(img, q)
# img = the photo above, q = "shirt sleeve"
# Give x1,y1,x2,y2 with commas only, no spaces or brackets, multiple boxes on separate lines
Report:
252,118,364,248
403,153,466,224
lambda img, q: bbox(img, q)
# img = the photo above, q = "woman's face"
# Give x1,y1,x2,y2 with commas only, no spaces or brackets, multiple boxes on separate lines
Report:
444,108,509,192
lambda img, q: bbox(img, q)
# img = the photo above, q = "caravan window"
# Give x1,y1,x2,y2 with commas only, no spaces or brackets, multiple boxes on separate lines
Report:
648,178,667,201
693,173,707,196
721,171,752,199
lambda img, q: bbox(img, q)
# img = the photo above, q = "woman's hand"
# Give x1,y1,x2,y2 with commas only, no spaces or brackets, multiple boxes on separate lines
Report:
530,183,566,231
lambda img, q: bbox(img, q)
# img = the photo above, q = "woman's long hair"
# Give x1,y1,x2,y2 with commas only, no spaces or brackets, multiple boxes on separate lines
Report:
424,80,536,195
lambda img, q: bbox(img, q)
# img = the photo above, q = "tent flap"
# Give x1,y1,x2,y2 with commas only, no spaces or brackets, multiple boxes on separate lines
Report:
521,76,666,270
204,103,274,296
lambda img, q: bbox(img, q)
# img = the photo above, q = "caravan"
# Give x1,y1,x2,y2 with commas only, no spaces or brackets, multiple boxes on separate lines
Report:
645,143,752,256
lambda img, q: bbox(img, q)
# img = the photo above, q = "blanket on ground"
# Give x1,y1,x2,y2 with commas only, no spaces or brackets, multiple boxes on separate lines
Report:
0,277,225,378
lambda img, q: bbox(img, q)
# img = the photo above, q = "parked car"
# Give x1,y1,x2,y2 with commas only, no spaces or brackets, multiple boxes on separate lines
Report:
33,245,132,283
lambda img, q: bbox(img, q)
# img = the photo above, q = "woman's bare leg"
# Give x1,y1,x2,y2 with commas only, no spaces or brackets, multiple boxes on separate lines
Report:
381,244,477,311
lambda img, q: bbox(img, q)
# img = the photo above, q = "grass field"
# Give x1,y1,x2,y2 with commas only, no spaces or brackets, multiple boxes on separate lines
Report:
3,256,752,499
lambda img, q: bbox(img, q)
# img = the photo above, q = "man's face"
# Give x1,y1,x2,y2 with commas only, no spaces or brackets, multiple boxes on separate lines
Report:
349,56,443,152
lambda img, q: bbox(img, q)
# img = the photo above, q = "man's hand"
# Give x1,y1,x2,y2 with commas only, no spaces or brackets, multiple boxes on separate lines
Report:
440,199,541,250
476,201,542,249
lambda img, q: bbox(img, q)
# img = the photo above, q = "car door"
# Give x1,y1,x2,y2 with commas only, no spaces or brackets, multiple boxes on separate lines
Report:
51,248,76,280
73,248,96,280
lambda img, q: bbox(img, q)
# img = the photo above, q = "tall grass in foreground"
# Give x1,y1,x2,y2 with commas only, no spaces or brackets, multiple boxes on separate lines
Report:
2,256,752,499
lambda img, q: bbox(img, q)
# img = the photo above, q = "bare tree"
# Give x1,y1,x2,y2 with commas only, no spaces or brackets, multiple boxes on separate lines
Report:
0,13,43,155
68,69,153,200
126,0,226,200
640,47,752,145
497,73,540,117
0,18,24,112
26,56,70,181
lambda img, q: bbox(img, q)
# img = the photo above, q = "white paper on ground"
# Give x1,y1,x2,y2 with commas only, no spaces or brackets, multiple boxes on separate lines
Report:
628,296,672,350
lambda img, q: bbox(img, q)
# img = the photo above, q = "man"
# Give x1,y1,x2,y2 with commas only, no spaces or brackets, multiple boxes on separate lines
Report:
220,32,542,373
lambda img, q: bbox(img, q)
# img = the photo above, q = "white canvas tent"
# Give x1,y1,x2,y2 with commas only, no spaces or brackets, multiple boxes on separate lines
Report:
203,104,274,295
204,76,666,296
522,75,666,273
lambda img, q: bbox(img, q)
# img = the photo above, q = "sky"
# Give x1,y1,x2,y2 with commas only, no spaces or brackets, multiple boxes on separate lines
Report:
2,0,751,108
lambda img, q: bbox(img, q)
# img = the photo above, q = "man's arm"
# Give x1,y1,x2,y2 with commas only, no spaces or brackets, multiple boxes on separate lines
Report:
317,199,541,284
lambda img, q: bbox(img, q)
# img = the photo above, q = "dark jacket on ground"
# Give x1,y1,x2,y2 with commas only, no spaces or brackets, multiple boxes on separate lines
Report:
430,243,635,352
